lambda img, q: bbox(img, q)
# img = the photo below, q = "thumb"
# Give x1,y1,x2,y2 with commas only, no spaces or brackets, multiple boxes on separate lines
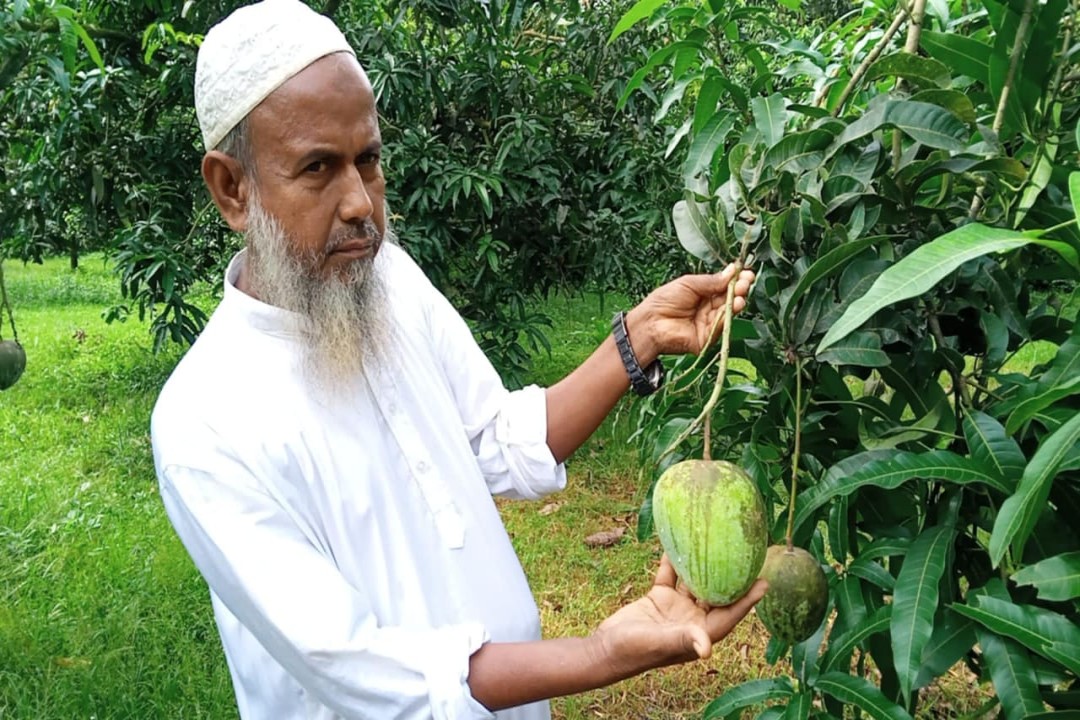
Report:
686,625,713,660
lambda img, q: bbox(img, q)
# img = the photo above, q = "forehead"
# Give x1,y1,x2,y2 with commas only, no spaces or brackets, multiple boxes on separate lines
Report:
248,53,380,155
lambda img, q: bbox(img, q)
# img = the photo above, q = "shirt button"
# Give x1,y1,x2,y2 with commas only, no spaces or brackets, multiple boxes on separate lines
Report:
416,460,430,473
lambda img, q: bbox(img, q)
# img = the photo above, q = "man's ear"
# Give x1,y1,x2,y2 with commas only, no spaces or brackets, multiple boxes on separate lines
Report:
202,151,252,232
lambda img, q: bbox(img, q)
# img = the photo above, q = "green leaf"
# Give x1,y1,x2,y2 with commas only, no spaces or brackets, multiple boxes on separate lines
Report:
892,524,955,700
763,128,835,174
783,692,813,720
751,92,787,149
781,235,880,331
1012,552,1080,602
816,673,914,720
864,53,951,89
953,595,1080,674
914,609,976,688
822,605,892,672
672,199,717,261
963,411,1025,489
72,22,105,71
827,99,969,156
817,330,890,367
816,224,1036,355
920,31,990,84
1004,374,1080,435
695,74,725,134
683,111,736,185
1070,172,1080,226
990,412,1080,567
702,678,795,719
793,450,1010,534
849,555,896,590
976,626,1045,720
909,89,977,125
608,0,668,43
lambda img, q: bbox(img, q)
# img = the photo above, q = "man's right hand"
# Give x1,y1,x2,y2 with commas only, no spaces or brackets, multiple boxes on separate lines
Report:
592,554,768,680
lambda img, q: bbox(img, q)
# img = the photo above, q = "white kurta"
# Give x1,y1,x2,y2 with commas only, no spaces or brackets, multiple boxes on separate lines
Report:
151,243,567,719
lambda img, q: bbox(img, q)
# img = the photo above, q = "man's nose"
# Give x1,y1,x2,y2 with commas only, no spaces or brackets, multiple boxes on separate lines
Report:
339,166,374,223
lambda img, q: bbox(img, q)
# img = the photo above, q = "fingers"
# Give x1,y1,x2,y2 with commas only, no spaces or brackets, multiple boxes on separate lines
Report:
704,579,769,640
655,553,677,588
687,626,713,660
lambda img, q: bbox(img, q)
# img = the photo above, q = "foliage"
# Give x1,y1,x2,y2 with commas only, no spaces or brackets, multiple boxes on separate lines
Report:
1,0,692,383
619,0,1080,716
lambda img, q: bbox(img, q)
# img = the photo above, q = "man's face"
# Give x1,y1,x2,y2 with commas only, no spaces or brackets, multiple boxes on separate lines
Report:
245,52,386,277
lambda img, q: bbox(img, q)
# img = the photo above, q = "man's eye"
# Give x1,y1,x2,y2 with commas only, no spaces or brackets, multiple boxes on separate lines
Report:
305,161,327,173
358,153,380,167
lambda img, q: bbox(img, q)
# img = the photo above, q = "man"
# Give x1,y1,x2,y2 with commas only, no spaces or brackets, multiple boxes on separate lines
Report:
151,1,763,718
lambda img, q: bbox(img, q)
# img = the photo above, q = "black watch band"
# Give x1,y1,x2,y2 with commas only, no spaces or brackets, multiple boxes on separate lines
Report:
612,311,664,397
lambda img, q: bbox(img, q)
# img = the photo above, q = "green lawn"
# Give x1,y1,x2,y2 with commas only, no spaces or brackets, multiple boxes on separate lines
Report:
0,254,1007,719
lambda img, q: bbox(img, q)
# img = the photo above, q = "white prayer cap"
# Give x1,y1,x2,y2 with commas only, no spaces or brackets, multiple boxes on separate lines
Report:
195,0,356,151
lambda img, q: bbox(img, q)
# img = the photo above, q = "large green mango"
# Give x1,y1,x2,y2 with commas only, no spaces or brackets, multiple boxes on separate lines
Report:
652,459,767,606
0,340,25,390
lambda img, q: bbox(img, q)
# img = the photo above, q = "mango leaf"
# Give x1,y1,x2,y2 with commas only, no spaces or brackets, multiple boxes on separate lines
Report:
976,626,1045,720
1069,171,1080,224
672,199,717,261
833,573,870,638
816,673,914,720
815,223,1076,355
864,53,951,89
892,524,956,700
817,330,891,367
1005,374,1080,435
858,537,912,561
963,411,1025,489
914,609,976,689
763,128,835,173
827,99,968,157
910,89,977,125
751,92,788,149
849,555,896,590
793,450,1009,534
1012,552,1080,602
822,175,866,214
953,596,1080,675
608,0,668,43
695,75,725,134
782,692,813,720
822,604,891,672
703,677,795,719
781,235,880,331
684,111,737,185
920,30,990,84
990,412,1080,567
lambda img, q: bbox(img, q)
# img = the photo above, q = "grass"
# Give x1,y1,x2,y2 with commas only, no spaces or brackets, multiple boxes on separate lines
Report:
0,254,1029,718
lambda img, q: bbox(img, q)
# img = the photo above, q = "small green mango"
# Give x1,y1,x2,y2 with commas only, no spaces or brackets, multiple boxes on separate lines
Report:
757,544,829,644
0,340,25,391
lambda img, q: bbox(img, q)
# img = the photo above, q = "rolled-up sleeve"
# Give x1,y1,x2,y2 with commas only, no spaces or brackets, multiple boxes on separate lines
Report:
159,462,495,720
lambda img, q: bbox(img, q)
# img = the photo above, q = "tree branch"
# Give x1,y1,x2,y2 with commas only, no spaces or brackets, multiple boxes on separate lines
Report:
18,18,139,47
828,9,908,115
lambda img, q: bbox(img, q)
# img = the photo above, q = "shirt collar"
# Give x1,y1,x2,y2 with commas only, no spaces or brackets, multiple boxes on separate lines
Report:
223,249,306,338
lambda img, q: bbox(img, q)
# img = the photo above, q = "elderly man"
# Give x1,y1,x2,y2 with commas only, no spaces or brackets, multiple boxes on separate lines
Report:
151,1,763,718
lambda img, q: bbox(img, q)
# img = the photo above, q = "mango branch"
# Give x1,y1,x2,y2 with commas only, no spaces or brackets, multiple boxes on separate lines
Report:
970,0,1037,218
892,0,927,170
784,357,804,550
828,9,908,115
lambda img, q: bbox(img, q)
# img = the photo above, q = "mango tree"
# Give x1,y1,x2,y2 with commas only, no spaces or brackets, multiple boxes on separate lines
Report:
615,0,1080,716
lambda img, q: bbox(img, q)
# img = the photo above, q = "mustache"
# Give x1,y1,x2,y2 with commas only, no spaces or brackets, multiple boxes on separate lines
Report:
326,220,381,254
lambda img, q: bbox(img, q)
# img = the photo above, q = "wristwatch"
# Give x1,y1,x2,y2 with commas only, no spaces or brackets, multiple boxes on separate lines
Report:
612,311,665,397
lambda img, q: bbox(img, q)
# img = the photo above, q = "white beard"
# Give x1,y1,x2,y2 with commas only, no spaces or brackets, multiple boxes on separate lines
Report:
244,198,393,396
